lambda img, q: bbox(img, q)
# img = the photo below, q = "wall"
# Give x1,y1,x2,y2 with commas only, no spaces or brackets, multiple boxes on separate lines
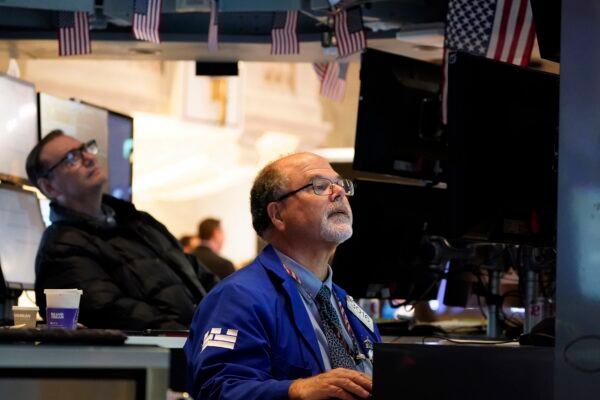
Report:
4,57,360,263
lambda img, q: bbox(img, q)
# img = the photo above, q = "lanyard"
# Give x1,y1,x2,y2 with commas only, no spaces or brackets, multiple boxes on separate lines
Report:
282,263,366,364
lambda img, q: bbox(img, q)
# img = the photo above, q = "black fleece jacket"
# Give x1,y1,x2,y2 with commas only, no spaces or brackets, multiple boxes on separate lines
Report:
35,195,217,330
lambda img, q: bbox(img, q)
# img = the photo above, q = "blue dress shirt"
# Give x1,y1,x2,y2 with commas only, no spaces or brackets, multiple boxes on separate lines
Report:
275,249,373,375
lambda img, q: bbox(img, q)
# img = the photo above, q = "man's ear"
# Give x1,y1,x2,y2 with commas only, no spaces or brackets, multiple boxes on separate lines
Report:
37,177,59,200
266,202,285,232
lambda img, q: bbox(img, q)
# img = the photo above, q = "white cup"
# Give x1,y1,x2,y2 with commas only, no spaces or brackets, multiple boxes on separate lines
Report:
12,306,39,328
44,289,83,329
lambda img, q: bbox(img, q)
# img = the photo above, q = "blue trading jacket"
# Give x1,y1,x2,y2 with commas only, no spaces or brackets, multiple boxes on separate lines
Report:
184,245,381,400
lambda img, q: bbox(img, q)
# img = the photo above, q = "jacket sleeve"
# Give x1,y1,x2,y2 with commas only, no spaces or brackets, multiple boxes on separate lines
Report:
36,243,185,330
186,253,219,291
184,282,292,400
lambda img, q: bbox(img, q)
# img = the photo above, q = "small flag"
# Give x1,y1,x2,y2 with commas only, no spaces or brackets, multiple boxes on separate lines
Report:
58,11,91,57
334,6,366,58
445,0,536,65
202,328,238,351
314,62,348,102
271,11,299,55
208,0,219,52
133,0,162,43
313,63,328,82
441,0,536,122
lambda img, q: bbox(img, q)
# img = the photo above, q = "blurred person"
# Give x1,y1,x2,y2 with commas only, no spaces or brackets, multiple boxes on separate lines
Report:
184,153,380,400
25,130,217,330
193,218,235,279
179,234,201,254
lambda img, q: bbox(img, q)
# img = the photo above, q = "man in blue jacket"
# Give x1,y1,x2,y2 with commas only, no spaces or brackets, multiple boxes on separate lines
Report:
184,152,381,399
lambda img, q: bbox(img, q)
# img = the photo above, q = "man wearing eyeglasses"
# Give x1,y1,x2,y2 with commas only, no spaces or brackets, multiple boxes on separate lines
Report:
184,152,380,400
25,130,217,330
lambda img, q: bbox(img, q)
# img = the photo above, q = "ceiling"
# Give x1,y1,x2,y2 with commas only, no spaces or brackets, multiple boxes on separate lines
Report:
0,0,448,62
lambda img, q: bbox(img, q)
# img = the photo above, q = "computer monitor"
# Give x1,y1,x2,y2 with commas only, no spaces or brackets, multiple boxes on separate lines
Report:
331,178,448,300
38,93,109,177
0,75,38,184
353,49,447,182
530,0,560,62
107,111,134,201
0,184,44,290
446,52,559,246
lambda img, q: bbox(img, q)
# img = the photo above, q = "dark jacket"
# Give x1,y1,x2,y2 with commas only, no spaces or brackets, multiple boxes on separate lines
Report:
193,245,235,280
35,195,217,330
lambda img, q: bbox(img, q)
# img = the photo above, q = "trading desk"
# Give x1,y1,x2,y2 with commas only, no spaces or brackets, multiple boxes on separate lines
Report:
0,344,169,400
374,339,553,400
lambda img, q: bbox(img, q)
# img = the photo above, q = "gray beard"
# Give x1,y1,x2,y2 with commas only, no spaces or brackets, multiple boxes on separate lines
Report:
320,213,353,244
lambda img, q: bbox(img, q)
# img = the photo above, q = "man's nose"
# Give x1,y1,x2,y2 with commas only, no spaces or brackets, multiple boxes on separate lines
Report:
328,183,346,201
81,150,96,165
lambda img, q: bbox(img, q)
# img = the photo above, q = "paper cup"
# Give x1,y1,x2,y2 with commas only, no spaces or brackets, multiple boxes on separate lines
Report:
44,289,83,329
12,306,39,328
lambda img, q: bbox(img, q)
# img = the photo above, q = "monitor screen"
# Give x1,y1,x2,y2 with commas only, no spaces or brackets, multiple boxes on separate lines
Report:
331,178,449,300
39,93,109,191
530,0,560,62
0,185,45,289
354,49,447,182
447,52,559,246
0,75,38,183
107,111,134,201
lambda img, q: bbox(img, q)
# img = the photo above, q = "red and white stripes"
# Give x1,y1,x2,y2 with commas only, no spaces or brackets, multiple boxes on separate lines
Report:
133,0,162,44
271,11,299,55
58,11,91,57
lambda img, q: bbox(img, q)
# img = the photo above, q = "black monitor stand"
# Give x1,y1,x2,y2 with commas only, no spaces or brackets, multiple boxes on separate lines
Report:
425,237,555,339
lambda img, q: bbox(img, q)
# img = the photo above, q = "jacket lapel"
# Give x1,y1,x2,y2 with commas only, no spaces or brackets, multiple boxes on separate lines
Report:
258,246,325,372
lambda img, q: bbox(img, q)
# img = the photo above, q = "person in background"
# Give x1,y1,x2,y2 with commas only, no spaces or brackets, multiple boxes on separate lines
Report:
193,218,235,280
179,234,201,254
184,152,380,400
25,130,217,330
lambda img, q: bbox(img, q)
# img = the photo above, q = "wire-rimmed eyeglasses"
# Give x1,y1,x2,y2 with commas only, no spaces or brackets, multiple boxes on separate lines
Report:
276,177,354,202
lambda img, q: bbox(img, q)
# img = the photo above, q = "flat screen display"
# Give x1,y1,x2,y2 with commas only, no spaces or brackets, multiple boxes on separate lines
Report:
447,52,559,246
0,185,45,289
0,75,38,183
108,111,134,201
354,49,446,182
38,93,109,191
331,178,449,300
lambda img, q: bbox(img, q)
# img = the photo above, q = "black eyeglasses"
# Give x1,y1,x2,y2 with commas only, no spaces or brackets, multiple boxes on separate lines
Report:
276,177,354,202
42,140,99,178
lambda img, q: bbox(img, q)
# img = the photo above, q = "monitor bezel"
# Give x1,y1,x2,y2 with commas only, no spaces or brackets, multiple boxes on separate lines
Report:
0,183,44,290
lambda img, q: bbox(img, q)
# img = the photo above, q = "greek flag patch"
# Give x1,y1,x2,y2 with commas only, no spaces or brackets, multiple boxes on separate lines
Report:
202,328,238,351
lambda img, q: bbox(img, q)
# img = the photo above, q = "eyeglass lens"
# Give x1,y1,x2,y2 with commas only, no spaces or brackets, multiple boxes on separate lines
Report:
312,178,354,196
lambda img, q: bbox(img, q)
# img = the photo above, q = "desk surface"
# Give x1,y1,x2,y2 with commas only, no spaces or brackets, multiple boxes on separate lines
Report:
0,344,170,369
126,336,186,349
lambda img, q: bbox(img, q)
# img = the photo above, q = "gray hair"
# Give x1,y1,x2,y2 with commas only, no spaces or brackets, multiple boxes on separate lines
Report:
250,160,289,238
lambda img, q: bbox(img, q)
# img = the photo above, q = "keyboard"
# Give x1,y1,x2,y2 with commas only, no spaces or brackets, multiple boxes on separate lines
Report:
0,327,127,345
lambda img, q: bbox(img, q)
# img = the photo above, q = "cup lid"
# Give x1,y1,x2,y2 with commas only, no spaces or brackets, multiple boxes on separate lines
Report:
12,306,39,311
44,289,83,295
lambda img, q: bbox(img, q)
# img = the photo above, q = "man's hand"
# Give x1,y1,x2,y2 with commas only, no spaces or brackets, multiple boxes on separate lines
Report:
288,368,372,400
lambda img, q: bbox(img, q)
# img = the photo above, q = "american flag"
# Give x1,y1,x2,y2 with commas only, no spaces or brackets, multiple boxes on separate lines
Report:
208,0,219,52
58,11,91,57
133,0,162,43
314,62,348,102
334,6,366,58
271,11,299,55
442,0,536,122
